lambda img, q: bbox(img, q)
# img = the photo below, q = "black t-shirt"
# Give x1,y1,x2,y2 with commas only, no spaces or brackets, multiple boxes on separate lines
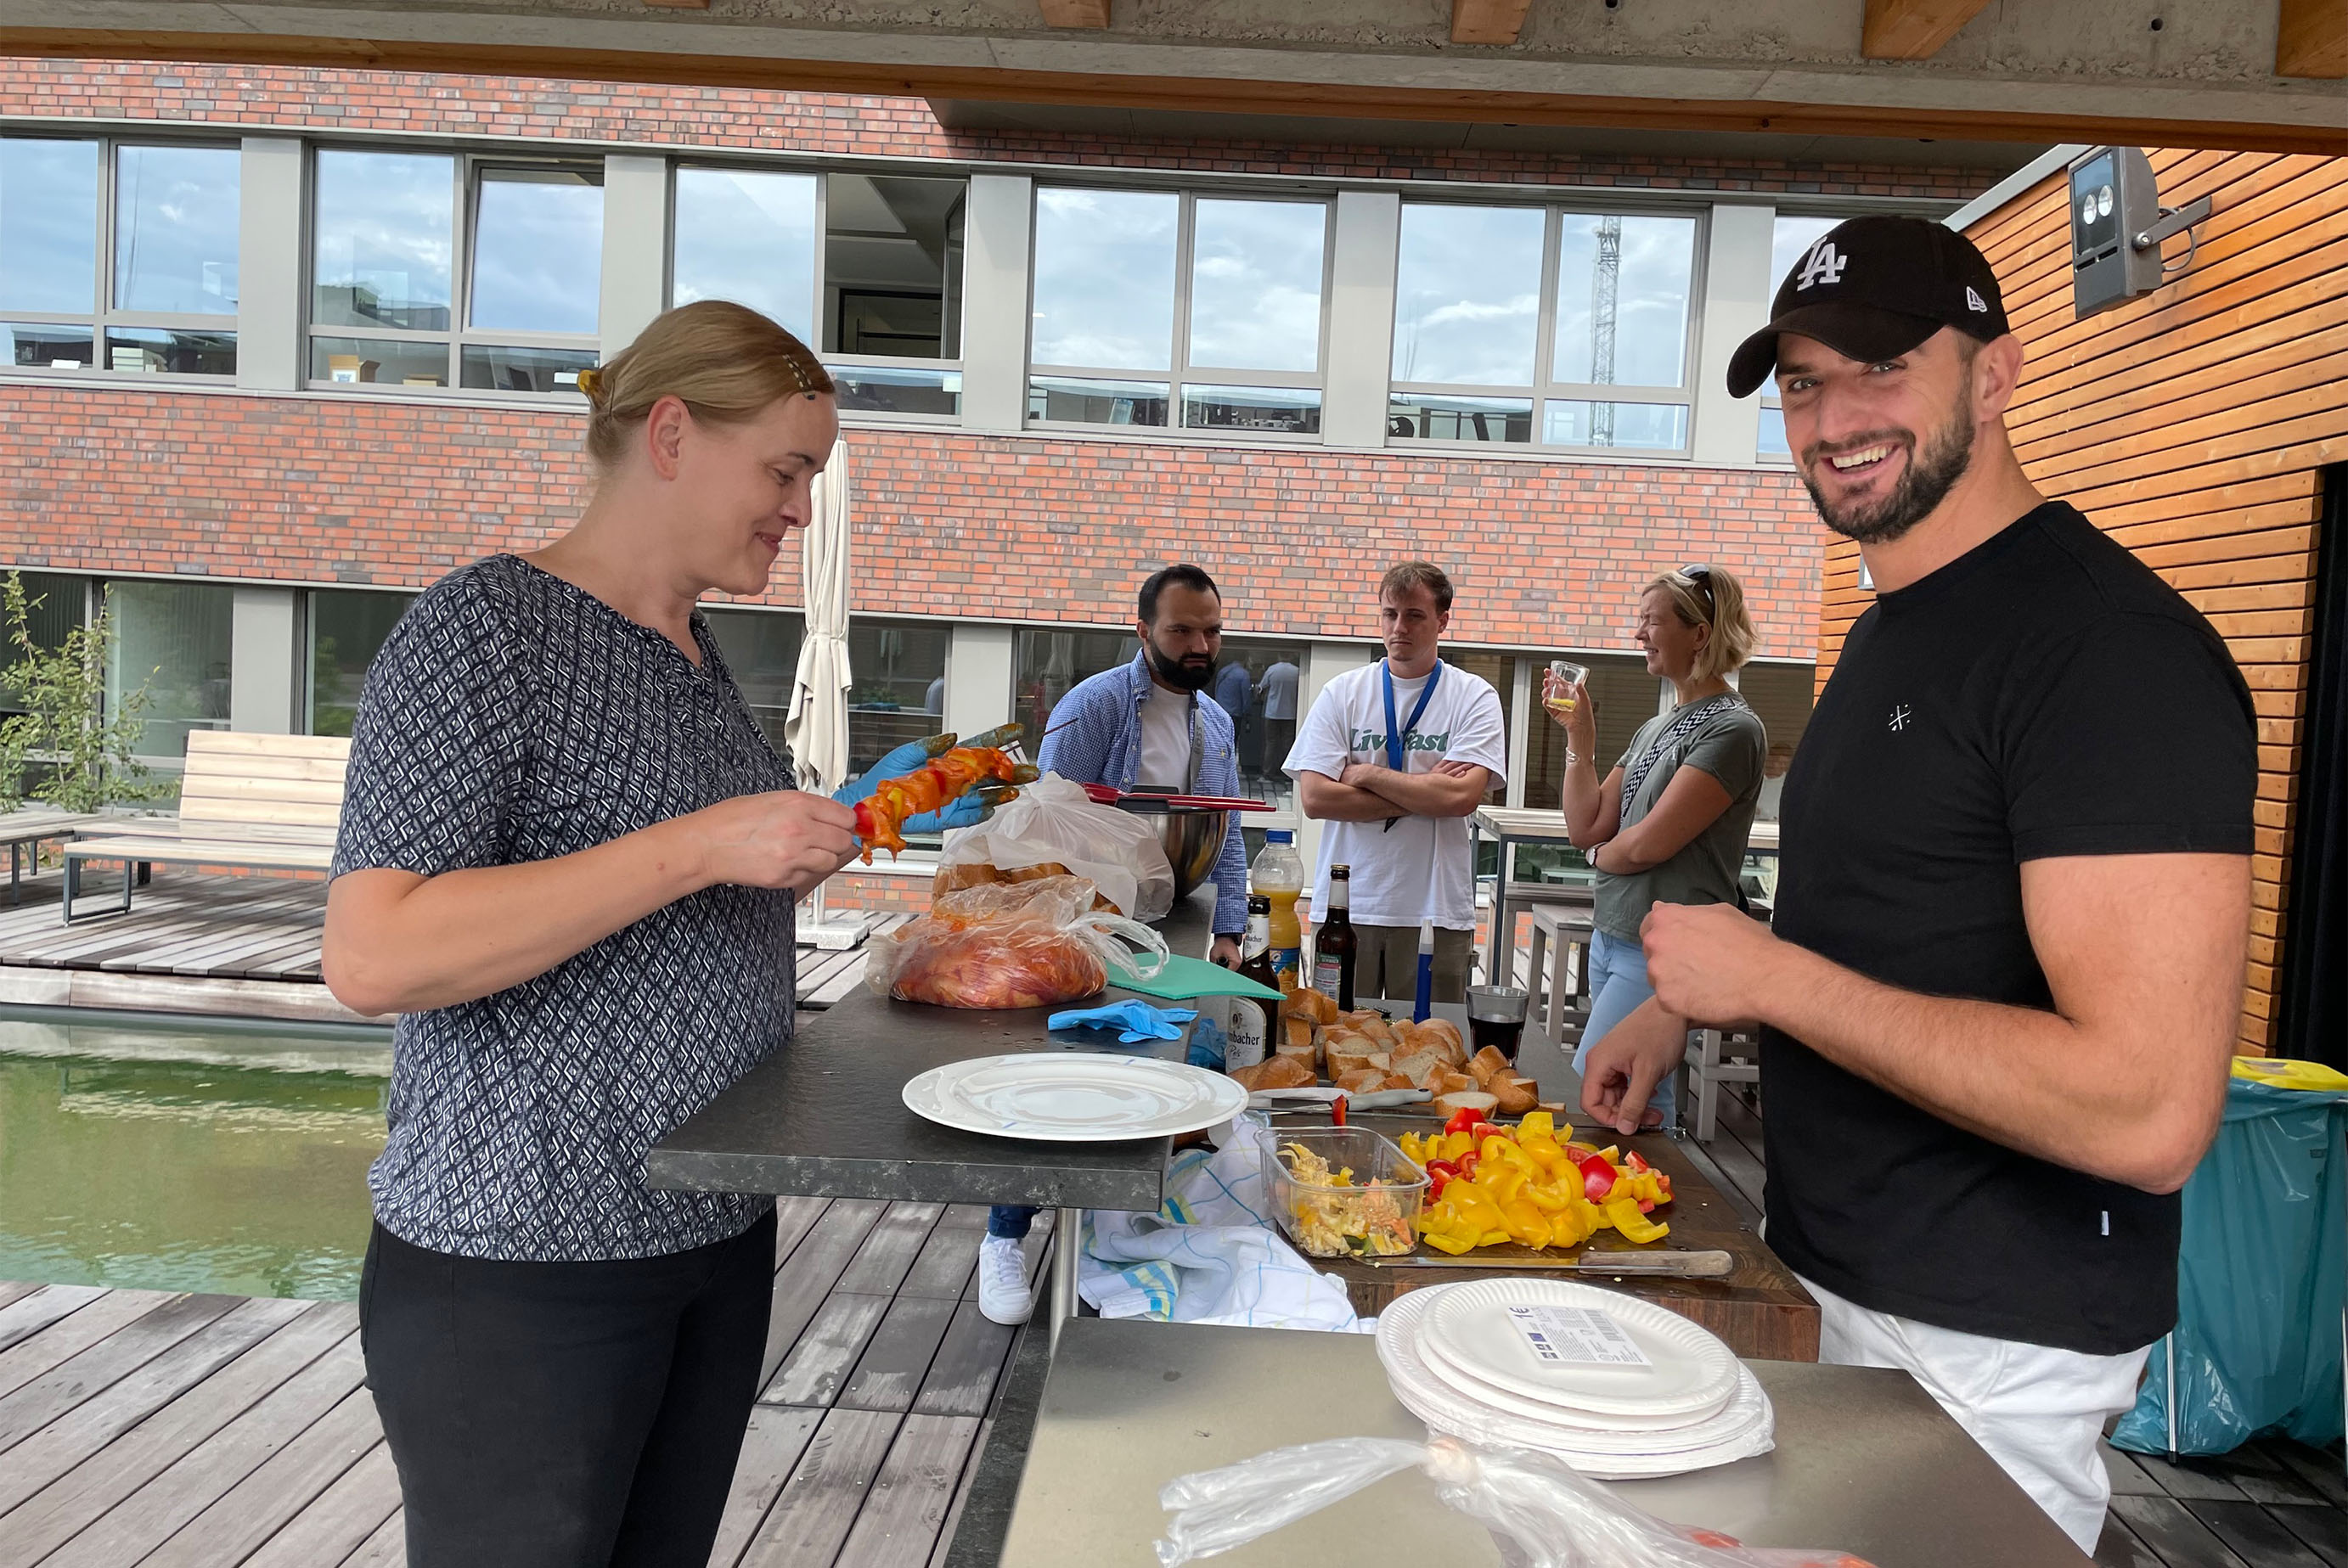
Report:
1765,501,2255,1355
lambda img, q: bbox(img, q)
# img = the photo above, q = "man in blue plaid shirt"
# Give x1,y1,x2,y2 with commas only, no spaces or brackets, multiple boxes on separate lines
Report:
977,562,1255,1327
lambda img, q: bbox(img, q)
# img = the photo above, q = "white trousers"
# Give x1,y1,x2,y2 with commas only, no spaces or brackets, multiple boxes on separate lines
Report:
1800,1273,2151,1554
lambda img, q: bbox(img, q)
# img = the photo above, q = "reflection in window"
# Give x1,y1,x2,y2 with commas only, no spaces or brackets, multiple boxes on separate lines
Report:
673,166,818,340
0,139,98,315
307,590,417,736
113,145,239,315
1182,385,1319,435
1387,395,1532,443
4,323,93,368
1032,188,1178,374
312,336,451,388
845,621,952,778
313,150,454,332
105,328,235,376
469,168,601,335
104,579,233,763
459,344,596,394
825,173,965,360
1551,214,1695,388
1758,405,1791,459
1758,215,1838,461
703,607,804,756
1737,661,1813,824
1213,636,1307,812
1392,204,1545,388
1186,199,1324,374
1028,377,1168,427
1541,401,1689,451
1014,628,1135,758
832,365,960,418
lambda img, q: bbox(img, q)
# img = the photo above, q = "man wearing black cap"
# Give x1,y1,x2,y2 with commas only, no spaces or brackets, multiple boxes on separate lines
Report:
1580,215,2255,1552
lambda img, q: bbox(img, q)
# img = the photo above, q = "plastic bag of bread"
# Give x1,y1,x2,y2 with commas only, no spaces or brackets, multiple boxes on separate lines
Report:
933,858,1121,912
934,773,1175,920
865,874,1168,1010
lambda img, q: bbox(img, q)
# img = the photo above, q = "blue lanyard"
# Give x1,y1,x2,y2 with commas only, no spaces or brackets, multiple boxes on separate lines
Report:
1381,659,1442,772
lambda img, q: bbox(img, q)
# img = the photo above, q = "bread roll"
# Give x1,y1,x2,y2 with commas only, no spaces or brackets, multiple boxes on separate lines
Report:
1378,1071,1417,1092
1334,1066,1388,1094
1356,1018,1396,1048
1489,1072,1539,1116
1433,1090,1499,1117
1234,1054,1316,1092
1393,1049,1446,1092
1283,1014,1318,1054
1468,1046,1512,1087
1435,1070,1478,1097
1326,1047,1380,1080
1415,1017,1464,1054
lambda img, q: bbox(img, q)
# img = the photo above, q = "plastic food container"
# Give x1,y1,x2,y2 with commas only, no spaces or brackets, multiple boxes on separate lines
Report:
1261,1126,1427,1259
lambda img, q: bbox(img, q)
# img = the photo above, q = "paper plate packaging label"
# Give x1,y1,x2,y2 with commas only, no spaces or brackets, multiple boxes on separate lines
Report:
1506,1305,1651,1368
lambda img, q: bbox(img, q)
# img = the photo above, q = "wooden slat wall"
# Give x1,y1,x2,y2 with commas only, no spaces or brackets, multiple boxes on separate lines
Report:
1816,149,2348,1054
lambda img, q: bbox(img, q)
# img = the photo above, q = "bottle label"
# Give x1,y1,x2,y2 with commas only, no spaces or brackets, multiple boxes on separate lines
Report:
1270,947,1302,984
1226,1002,1268,1070
1312,957,1344,1000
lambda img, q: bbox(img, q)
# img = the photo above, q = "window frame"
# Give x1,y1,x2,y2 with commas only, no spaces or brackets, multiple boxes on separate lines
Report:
1025,186,1336,441
1755,210,1844,465
1388,200,1707,460
667,163,968,426
303,148,604,399
0,133,243,383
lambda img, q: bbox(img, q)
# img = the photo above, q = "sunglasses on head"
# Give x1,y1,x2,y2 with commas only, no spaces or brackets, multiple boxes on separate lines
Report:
1680,564,1716,621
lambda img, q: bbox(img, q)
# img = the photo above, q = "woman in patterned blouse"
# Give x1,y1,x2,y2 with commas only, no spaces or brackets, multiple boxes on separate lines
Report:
323,302,870,1567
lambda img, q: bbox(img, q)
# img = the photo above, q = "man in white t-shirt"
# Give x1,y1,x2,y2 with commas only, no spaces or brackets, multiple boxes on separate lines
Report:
1285,561,1507,1002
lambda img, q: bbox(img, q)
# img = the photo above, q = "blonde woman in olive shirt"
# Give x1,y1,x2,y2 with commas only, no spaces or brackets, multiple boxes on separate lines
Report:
1545,565,1766,1127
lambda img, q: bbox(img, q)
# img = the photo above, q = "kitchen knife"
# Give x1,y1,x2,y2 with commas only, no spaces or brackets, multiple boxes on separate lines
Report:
1365,1249,1736,1278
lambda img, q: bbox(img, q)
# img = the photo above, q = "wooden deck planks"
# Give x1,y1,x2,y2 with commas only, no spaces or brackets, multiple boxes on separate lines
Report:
0,1293,242,1455
708,1406,828,1568
736,1406,904,1568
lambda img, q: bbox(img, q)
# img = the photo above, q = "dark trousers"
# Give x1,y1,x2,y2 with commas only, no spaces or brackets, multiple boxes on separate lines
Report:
988,1205,1034,1239
360,1208,776,1568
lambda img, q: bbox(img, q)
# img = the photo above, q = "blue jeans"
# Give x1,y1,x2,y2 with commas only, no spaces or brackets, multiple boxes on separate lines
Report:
988,1205,1033,1239
1571,929,1677,1127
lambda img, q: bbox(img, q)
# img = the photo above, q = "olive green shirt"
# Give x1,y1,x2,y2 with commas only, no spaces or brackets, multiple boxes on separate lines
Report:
1593,696,1768,942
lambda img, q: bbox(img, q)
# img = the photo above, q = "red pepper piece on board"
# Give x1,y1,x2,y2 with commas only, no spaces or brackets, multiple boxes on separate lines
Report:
1579,1153,1617,1203
1443,1106,1489,1138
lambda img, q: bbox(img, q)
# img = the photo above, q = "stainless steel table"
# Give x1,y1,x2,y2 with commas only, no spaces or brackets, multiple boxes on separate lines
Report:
995,1318,2089,1566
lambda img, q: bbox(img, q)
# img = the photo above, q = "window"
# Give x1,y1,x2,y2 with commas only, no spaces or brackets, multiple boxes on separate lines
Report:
1736,660,1814,823
672,167,966,419
1390,204,1699,455
1758,214,1839,462
1029,188,1330,436
307,589,417,736
310,151,600,394
701,610,949,784
702,606,805,756
104,580,234,763
1013,627,1135,756
0,574,91,719
0,138,238,377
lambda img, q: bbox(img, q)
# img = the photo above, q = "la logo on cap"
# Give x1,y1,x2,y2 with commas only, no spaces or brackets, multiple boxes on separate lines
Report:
1797,240,1849,290
1966,286,1989,312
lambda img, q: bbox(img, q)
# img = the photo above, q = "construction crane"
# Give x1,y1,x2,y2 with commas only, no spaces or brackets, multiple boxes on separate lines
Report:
1589,215,1620,445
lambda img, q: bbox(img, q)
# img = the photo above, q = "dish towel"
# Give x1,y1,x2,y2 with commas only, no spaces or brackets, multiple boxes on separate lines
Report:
1079,1115,1371,1334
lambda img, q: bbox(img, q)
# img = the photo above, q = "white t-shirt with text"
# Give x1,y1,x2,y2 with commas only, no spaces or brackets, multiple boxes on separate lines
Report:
1283,660,1508,929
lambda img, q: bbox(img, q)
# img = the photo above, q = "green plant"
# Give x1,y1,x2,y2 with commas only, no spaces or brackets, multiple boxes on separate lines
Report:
0,573,170,812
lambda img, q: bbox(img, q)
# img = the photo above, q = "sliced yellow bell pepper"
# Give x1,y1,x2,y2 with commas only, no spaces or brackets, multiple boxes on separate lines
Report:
1424,1230,1478,1255
1605,1195,1670,1244
1503,1200,1552,1249
1518,1111,1555,1142
1523,1183,1575,1213
1399,1132,1426,1165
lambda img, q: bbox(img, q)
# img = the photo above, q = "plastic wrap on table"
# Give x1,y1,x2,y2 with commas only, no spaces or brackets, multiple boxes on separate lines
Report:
935,773,1177,921
2113,1062,2348,1455
865,874,1170,1010
1154,1433,1872,1568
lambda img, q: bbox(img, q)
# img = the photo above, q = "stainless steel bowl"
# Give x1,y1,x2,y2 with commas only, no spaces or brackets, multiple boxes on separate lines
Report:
1155,808,1232,902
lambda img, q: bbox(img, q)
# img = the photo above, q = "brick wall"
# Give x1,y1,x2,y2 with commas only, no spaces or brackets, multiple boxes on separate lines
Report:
0,385,1825,657
0,58,2005,200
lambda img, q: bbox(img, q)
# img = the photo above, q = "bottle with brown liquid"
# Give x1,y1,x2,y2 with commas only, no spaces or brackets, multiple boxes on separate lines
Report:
1312,865,1357,1012
1230,896,1278,1069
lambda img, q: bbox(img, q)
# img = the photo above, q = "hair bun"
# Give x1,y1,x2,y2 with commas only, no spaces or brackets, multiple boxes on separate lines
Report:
575,366,604,404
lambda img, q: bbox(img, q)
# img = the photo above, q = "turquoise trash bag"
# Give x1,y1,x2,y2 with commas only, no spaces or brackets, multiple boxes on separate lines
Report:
2113,1063,2348,1455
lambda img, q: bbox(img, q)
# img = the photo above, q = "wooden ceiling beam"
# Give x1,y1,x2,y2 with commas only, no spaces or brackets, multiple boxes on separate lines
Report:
1452,0,1534,48
1036,0,1110,26
0,27,2334,157
1861,0,1994,60
2277,0,2348,78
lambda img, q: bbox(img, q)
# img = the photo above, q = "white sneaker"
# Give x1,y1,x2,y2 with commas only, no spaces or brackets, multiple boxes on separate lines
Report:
977,1234,1034,1326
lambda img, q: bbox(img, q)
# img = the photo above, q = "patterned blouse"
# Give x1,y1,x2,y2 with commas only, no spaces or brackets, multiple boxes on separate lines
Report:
332,554,795,1262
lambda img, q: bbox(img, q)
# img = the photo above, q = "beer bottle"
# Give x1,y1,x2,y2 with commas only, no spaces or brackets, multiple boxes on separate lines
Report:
1312,865,1358,1012
1229,896,1278,1070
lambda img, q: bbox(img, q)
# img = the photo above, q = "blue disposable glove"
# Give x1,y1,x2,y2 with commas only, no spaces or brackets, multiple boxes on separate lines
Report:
1047,1001,1199,1043
832,734,999,835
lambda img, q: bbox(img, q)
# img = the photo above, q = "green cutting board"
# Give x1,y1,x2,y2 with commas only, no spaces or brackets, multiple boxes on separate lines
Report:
1109,953,1285,1003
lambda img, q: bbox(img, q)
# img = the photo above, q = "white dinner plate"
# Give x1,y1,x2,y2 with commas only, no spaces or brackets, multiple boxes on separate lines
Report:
1375,1290,1772,1478
1417,1279,1742,1422
901,1052,1248,1142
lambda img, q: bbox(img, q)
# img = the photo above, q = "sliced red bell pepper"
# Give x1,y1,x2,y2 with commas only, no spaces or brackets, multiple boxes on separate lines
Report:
1624,1150,1651,1174
1422,1159,1460,1196
1331,1094,1348,1127
1443,1106,1489,1138
1578,1152,1617,1203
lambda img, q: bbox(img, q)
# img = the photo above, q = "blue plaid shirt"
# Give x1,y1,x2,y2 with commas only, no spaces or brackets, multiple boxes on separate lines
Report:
1039,651,1252,936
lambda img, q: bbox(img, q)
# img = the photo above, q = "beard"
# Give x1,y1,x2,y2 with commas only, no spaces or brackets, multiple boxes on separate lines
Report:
1147,641,1216,692
1802,401,1976,547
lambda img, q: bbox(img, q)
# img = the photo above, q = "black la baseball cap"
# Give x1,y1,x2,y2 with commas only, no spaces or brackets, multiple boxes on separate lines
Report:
1726,215,2009,398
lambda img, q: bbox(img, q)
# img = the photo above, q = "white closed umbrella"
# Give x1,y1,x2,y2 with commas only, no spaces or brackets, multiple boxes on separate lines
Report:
783,444,870,947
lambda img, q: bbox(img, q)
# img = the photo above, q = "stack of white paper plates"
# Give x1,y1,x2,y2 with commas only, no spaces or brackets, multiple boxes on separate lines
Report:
1374,1280,1774,1479
901,1053,1247,1142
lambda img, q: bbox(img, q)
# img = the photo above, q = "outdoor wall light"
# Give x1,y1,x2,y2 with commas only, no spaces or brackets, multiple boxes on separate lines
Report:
2068,145,2212,320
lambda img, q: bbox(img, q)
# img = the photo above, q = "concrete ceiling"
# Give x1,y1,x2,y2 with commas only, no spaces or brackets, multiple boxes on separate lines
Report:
2,0,2341,155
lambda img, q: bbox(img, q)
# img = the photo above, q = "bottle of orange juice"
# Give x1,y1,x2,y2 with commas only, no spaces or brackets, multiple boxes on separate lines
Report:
1251,829,1307,986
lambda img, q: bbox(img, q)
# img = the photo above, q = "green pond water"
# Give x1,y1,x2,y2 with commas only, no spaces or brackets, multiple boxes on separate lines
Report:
0,1009,391,1301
